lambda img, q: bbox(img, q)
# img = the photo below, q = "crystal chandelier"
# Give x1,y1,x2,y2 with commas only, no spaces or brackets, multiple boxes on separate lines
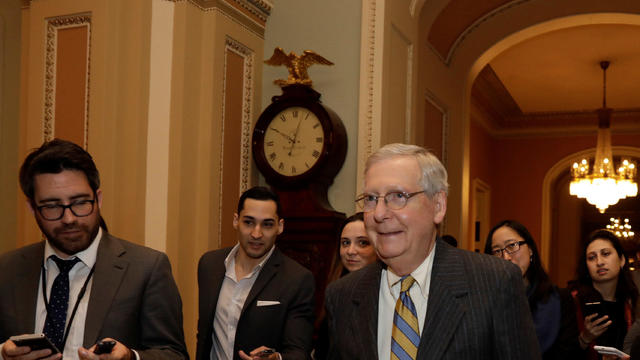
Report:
606,217,635,240
569,61,637,213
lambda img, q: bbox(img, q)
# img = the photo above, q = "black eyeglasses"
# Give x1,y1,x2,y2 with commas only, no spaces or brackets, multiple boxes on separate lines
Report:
491,241,527,257
355,191,425,212
36,199,96,221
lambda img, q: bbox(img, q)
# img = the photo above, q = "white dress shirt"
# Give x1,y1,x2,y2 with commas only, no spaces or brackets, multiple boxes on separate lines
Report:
211,244,276,360
377,242,436,360
34,228,102,360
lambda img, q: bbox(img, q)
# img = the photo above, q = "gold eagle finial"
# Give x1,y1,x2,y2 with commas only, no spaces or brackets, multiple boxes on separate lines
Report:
264,47,334,87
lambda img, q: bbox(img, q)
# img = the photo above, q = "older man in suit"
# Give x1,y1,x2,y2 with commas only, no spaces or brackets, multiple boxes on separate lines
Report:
325,143,540,359
0,139,187,360
196,186,314,360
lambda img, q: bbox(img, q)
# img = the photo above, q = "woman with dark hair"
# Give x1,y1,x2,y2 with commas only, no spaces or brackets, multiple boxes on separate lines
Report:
325,212,376,283
569,229,638,359
315,212,377,359
485,220,580,359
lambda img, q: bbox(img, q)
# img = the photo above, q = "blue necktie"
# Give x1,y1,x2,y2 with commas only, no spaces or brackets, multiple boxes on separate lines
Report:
43,256,80,352
391,275,420,360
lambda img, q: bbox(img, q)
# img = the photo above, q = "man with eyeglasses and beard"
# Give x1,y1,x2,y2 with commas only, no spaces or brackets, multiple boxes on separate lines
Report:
0,139,188,360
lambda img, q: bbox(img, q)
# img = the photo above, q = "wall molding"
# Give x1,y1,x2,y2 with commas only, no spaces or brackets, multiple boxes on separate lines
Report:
438,0,532,65
43,13,92,147
168,0,270,37
218,36,254,246
356,0,384,194
424,89,449,167
225,37,254,194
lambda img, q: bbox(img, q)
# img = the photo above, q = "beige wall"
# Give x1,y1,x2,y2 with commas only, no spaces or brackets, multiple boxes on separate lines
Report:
13,0,268,356
0,0,21,253
18,0,154,247
167,2,265,353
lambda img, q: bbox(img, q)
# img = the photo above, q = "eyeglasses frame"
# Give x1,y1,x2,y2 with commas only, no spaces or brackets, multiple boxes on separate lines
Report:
355,190,426,211
491,240,527,257
36,199,96,221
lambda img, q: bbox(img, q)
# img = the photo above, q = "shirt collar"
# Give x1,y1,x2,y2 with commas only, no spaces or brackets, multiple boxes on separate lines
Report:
223,243,276,276
386,241,436,298
44,227,102,269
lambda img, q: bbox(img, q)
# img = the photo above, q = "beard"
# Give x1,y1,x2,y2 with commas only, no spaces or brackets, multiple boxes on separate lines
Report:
37,216,100,256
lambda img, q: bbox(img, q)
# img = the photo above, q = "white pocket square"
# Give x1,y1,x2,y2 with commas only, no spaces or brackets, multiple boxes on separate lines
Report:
257,300,280,307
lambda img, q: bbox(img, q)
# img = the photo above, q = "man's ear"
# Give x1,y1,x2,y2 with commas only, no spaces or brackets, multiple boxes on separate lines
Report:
96,189,103,209
433,191,447,224
277,218,284,235
233,213,239,230
26,199,35,215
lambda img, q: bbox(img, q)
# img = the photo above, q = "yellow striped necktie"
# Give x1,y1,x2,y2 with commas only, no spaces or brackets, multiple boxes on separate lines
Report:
391,275,420,360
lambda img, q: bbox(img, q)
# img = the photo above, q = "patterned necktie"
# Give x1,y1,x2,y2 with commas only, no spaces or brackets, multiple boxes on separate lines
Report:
391,275,420,360
43,256,80,352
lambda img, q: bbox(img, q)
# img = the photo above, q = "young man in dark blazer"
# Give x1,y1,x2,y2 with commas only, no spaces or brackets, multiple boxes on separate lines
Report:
196,186,314,360
0,139,187,360
325,143,540,359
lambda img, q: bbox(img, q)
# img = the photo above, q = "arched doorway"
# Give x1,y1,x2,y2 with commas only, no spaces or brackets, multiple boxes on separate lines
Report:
542,146,640,286
414,1,640,245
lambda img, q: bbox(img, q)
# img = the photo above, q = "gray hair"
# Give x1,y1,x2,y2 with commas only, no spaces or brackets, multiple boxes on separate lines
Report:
365,143,449,197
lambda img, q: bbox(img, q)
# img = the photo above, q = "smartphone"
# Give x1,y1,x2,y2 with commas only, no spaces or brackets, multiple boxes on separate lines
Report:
94,340,116,355
9,334,60,354
594,345,629,358
584,301,606,317
258,349,275,358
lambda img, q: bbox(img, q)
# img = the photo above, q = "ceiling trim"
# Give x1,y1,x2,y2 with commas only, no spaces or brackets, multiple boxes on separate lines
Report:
428,0,531,65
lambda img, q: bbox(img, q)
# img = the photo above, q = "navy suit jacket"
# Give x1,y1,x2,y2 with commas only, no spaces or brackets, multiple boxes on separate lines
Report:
0,233,188,360
325,240,541,359
196,247,314,360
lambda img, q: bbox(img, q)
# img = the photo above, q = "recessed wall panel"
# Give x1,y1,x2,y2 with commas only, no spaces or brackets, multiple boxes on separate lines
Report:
54,25,88,146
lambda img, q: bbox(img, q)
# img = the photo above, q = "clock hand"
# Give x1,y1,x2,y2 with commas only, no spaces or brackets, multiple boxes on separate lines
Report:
288,118,303,156
269,127,295,143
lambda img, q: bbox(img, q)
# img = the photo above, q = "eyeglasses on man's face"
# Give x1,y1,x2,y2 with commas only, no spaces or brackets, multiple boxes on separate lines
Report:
36,199,96,221
355,191,425,212
491,241,527,257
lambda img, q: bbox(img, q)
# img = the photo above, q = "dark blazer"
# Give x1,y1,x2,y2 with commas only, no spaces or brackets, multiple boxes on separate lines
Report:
325,240,541,360
196,247,314,360
0,233,188,360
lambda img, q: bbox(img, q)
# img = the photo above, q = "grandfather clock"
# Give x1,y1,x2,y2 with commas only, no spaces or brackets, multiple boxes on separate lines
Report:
252,48,348,315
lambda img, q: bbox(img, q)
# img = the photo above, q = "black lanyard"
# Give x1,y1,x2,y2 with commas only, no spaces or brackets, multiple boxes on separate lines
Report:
41,260,96,352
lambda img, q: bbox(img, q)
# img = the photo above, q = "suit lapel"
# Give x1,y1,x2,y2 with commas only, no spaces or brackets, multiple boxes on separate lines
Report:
351,262,382,359
83,234,128,346
418,242,469,359
203,248,230,338
240,249,281,314
15,243,45,334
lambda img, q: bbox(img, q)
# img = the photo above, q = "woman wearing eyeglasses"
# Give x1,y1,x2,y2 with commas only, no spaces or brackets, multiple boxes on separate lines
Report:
485,220,581,359
568,229,638,360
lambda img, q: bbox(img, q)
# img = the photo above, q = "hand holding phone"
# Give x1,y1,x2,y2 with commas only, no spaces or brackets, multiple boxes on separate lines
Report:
257,349,275,358
94,340,116,355
585,301,606,317
594,345,629,358
9,334,60,354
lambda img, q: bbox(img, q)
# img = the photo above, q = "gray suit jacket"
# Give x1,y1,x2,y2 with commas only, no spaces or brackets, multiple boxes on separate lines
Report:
325,240,541,359
0,233,188,360
196,247,315,360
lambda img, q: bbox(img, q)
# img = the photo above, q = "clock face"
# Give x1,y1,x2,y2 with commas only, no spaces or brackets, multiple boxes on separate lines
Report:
263,106,325,176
